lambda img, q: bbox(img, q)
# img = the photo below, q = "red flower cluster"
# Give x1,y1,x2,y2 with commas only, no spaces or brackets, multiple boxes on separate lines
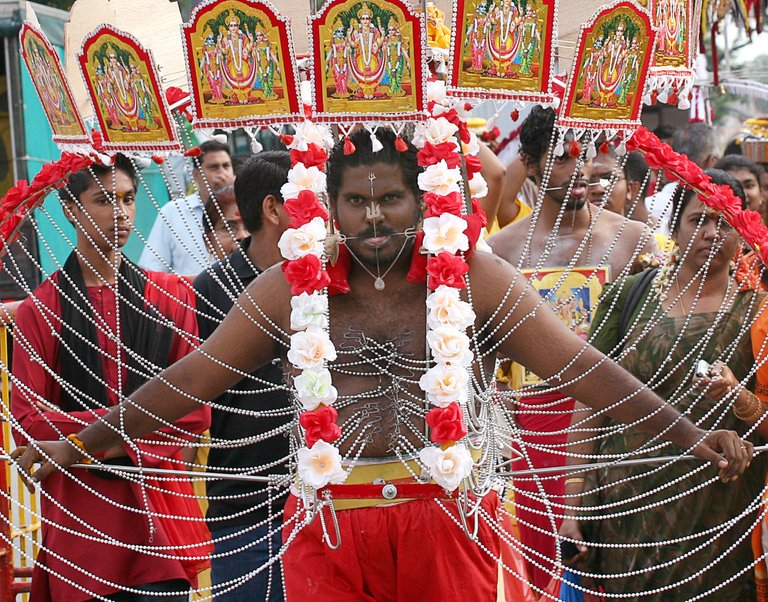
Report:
284,190,329,229
426,403,468,445
417,142,462,169
290,143,328,169
628,126,768,258
427,252,470,289
423,191,463,218
282,254,331,296
299,405,341,448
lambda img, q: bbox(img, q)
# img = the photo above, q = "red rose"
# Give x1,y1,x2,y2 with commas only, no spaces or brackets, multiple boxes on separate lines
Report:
284,190,329,228
1,180,30,212
0,213,24,244
34,160,67,188
704,184,743,219
427,252,469,290
423,191,463,218
417,141,461,169
300,405,341,448
731,209,766,247
426,403,467,445
290,143,328,169
648,144,680,171
282,255,331,295
464,154,482,176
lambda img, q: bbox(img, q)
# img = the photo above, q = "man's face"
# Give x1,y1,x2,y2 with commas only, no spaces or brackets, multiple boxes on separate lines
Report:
333,161,420,268
761,169,768,216
726,167,762,213
65,169,136,251
195,150,234,192
589,155,627,215
527,148,592,210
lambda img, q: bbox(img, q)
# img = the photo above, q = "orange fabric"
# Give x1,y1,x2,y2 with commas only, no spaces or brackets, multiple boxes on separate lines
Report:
751,297,768,599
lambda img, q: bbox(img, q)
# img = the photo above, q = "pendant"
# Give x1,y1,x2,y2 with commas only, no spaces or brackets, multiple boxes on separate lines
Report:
374,277,385,290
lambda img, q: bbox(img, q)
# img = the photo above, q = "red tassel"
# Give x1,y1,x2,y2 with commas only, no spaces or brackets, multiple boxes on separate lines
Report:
650,89,658,105
395,135,408,152
464,102,473,112
568,139,582,158
668,87,679,105
91,130,104,152
510,109,520,121
280,134,294,146
184,146,202,157
343,136,355,155
151,155,165,165
599,141,610,155
184,111,193,122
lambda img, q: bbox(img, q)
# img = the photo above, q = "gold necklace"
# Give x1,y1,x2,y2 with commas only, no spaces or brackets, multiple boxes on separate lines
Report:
675,276,687,315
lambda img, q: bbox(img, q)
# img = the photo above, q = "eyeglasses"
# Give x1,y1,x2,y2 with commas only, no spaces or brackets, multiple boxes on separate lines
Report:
588,175,625,188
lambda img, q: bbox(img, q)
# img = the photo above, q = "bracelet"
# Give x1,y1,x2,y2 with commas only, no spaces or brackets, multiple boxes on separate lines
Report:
564,477,586,486
733,392,764,422
65,433,92,464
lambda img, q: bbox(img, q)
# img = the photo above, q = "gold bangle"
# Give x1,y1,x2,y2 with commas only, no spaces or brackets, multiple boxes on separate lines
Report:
733,392,763,422
65,433,92,464
564,477,586,486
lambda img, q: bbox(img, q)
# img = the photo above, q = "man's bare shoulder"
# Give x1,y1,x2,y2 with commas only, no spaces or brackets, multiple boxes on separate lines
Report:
487,216,532,262
467,251,526,311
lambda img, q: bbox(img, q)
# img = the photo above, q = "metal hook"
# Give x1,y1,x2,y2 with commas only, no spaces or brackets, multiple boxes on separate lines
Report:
456,486,479,541
318,491,342,550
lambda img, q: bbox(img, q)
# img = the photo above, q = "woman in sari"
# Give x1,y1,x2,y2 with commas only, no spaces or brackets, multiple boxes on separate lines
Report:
559,169,768,600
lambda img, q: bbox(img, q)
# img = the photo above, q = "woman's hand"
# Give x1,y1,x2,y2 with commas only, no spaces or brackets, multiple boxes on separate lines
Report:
10,440,86,493
694,360,737,401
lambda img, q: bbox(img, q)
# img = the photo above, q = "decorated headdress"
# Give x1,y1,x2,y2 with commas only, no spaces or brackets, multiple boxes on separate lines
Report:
357,2,373,19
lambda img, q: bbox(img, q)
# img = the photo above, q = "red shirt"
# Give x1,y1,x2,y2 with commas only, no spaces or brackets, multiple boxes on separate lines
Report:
11,269,211,601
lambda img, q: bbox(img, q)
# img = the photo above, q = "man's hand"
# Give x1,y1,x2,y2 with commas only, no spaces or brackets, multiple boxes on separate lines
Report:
688,429,753,483
10,440,85,493
558,518,588,564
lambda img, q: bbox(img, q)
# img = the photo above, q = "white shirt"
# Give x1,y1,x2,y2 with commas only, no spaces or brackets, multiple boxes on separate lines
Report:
139,192,210,276
645,181,679,237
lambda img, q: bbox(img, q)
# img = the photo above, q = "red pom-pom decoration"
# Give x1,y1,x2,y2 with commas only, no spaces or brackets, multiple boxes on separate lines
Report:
395,135,409,152
510,109,520,121
343,136,356,155
568,139,582,159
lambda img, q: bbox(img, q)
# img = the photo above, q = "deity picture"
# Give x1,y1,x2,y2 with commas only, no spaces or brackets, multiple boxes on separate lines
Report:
451,0,554,98
182,0,300,126
79,27,177,148
509,267,609,389
651,0,690,68
20,24,87,142
311,0,425,121
562,3,654,124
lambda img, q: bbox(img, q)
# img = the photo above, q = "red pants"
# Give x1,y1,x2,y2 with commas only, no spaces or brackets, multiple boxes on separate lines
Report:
513,392,575,591
282,492,501,601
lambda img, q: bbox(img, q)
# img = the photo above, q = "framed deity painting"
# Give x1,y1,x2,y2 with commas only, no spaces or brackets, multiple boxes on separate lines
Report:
308,0,428,124
559,1,656,130
448,0,557,103
78,25,180,151
20,22,89,146
181,0,302,128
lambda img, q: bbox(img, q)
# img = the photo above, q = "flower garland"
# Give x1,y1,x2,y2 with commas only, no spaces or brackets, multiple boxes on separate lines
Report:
413,81,487,492
626,127,768,265
278,117,348,490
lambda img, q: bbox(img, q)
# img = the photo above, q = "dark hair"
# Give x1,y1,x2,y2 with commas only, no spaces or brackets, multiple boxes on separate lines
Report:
652,124,676,142
326,128,421,202
59,153,138,203
234,151,291,233
519,105,556,165
715,154,762,184
672,122,717,168
202,185,236,235
623,150,650,198
194,139,231,172
723,138,743,156
669,168,746,235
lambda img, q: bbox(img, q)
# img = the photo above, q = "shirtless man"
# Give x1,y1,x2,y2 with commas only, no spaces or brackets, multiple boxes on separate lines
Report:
16,129,749,601
488,105,656,589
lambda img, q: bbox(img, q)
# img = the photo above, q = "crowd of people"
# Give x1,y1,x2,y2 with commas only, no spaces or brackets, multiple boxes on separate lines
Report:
6,108,768,602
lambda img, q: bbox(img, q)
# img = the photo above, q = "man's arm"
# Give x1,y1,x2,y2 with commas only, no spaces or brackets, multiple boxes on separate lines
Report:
472,252,752,480
139,204,175,272
14,267,290,485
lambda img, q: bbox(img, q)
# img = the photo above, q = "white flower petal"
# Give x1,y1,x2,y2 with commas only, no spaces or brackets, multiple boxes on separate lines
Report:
278,216,327,260
427,325,474,366
294,367,338,411
419,444,473,491
418,364,469,407
290,292,329,331
288,327,337,370
426,286,476,330
422,214,470,255
297,441,347,489
469,173,488,199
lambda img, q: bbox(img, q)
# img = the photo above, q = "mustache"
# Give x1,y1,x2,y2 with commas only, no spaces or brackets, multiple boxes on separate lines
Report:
343,226,400,241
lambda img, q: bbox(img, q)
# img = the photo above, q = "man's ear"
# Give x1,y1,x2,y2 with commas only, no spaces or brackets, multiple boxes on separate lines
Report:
61,200,77,225
520,154,538,178
262,194,281,226
627,180,641,204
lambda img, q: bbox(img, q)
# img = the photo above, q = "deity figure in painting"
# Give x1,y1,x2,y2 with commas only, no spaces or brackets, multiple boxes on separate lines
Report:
201,34,224,103
104,49,141,131
595,20,630,108
656,0,686,57
218,14,258,104
326,21,350,97
518,5,540,76
580,37,602,104
486,0,523,77
466,3,490,72
29,44,74,127
254,27,280,100
384,17,409,97
347,3,385,99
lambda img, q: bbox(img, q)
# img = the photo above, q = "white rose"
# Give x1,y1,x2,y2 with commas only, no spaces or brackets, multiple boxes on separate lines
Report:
300,80,313,107
418,161,462,196
419,443,473,492
278,216,326,260
413,118,459,148
287,327,337,370
426,286,476,330
461,132,480,157
293,120,335,151
426,79,448,105
297,441,347,489
422,214,470,255
468,173,488,199
427,325,473,366
294,367,337,411
419,364,469,407
280,164,327,200
290,292,329,331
